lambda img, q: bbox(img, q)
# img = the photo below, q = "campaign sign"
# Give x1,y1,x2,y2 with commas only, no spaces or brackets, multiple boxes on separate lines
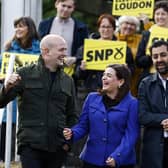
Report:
0,52,39,77
83,39,126,70
112,0,154,18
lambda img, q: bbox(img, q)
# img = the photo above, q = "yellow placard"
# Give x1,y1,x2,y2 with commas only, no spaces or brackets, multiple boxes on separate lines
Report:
145,26,168,73
83,39,126,70
112,0,154,19
64,64,75,76
146,25,168,55
0,52,39,78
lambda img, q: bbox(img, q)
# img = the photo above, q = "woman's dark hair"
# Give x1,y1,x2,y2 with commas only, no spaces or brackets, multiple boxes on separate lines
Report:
5,17,40,51
97,13,116,30
99,64,131,101
154,1,168,14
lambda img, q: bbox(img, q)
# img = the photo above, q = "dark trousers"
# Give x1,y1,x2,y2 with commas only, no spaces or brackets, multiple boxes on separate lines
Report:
0,122,16,161
83,161,134,168
163,138,168,168
20,146,67,168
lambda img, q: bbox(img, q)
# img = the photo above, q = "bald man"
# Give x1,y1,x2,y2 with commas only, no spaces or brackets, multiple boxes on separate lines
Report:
0,34,78,168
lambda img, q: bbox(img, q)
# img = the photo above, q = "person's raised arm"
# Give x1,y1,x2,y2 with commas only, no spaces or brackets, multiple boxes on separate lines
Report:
4,73,21,93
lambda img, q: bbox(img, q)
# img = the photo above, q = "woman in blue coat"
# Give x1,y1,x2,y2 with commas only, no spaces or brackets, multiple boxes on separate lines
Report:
63,64,139,168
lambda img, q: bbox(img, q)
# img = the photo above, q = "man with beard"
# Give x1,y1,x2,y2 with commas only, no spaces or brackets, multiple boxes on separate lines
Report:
138,40,168,168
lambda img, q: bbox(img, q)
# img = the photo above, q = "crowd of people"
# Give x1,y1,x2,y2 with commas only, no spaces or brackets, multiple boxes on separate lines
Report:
0,0,168,168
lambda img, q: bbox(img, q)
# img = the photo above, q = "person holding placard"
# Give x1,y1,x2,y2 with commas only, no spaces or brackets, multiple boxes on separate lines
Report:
136,0,168,84
116,15,142,97
0,16,40,162
75,14,135,94
115,13,153,96
63,64,139,168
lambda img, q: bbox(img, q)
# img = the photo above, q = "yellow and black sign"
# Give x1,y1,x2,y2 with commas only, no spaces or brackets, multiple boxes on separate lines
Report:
146,25,168,55
83,39,126,70
145,25,168,73
112,0,154,18
64,64,75,76
0,52,39,78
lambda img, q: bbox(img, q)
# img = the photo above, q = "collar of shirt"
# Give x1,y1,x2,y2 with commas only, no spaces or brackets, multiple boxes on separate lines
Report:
55,16,72,23
158,73,168,90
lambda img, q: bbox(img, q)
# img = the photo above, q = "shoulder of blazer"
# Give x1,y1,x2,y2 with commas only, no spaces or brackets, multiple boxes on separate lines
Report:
73,18,87,30
40,17,55,25
39,17,55,32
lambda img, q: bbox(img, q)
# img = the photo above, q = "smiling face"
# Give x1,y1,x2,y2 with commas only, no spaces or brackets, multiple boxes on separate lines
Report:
41,35,67,70
154,8,168,27
102,67,124,96
14,22,28,40
152,45,168,77
55,0,75,19
98,18,114,40
120,21,136,35
48,41,67,67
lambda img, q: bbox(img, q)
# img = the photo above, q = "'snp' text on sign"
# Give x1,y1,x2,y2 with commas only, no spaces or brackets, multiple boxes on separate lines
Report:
83,39,127,70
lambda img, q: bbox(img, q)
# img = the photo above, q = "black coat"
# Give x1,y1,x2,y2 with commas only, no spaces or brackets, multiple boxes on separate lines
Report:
138,73,168,168
136,31,153,84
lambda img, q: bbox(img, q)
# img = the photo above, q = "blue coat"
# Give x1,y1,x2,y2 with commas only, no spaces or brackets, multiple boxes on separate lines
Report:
72,92,139,167
8,39,40,54
38,17,89,56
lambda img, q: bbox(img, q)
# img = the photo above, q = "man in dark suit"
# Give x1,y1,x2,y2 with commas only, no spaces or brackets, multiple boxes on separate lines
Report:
138,40,168,168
